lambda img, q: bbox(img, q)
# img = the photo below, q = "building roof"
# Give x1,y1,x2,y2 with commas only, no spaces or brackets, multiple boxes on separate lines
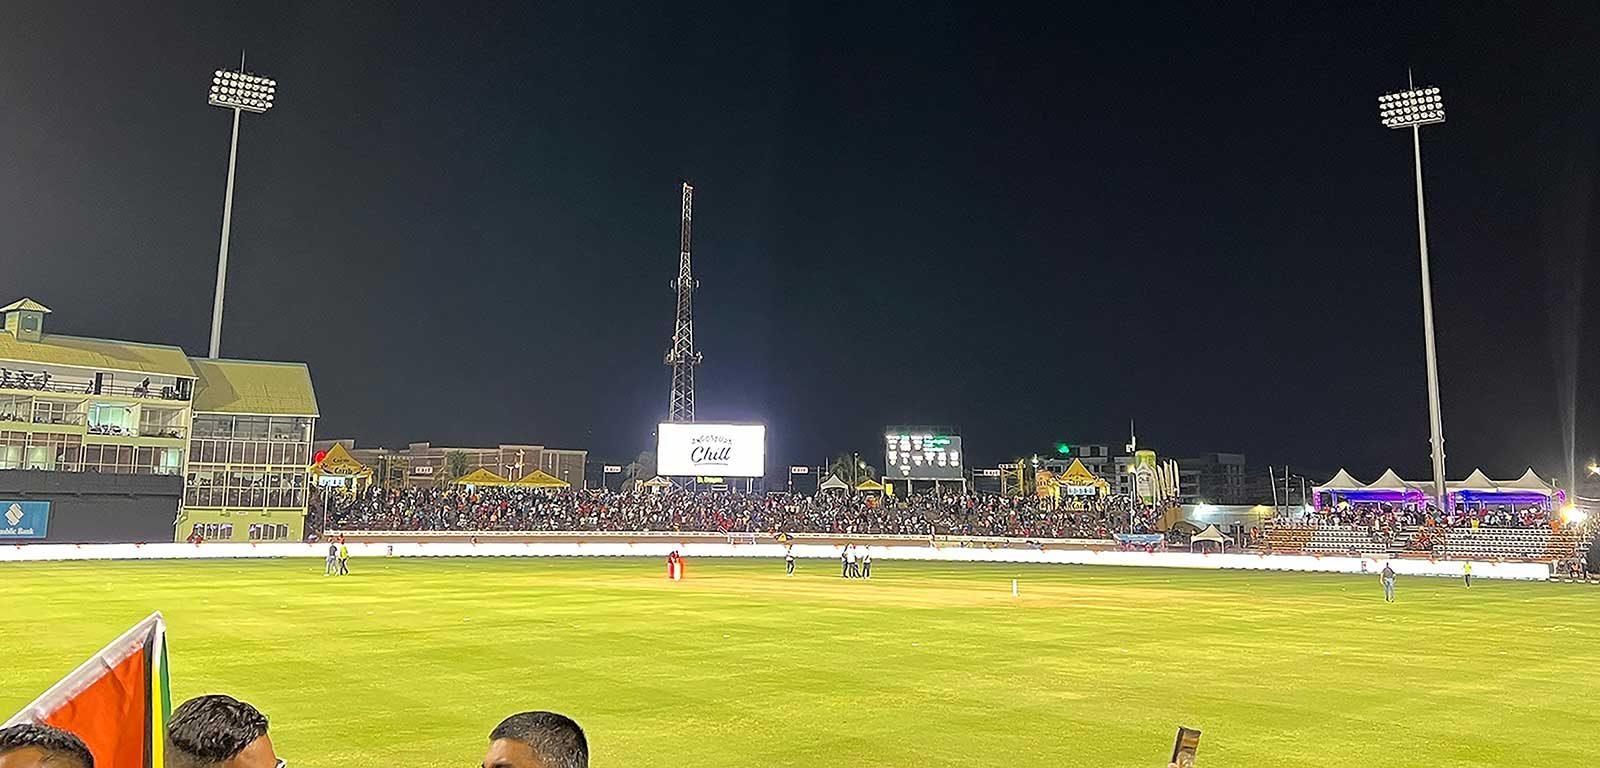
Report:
0,298,52,313
0,331,197,378
189,358,319,416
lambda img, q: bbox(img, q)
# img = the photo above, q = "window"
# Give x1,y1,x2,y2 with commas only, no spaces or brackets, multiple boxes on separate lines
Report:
140,408,184,439
248,523,290,541
0,395,31,424
235,417,268,440
192,415,232,439
157,448,182,475
194,523,234,540
87,402,132,433
35,399,82,426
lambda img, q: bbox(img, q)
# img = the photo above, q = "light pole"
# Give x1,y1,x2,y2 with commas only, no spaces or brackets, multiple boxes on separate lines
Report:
1378,78,1448,510
206,61,277,359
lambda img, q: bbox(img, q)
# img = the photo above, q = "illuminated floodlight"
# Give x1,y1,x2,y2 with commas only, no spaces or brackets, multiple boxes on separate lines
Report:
204,62,280,360
1561,504,1587,525
208,69,277,113
1378,86,1444,129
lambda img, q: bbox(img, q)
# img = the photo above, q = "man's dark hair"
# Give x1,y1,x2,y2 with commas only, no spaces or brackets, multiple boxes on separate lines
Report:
0,723,95,768
166,695,269,768
490,711,587,768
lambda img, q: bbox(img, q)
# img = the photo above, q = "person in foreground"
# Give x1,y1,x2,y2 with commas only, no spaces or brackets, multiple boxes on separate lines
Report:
0,724,94,768
484,711,588,768
166,695,280,768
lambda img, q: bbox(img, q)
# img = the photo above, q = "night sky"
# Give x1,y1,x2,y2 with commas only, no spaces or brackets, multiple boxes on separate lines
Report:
3,2,1598,482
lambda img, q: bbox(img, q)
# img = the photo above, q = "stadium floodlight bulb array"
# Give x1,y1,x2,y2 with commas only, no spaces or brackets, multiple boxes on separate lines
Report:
1378,86,1444,129
208,69,277,113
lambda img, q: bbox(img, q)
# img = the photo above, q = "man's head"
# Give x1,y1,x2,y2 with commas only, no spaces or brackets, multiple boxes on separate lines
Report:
483,712,587,768
166,695,277,768
0,724,93,768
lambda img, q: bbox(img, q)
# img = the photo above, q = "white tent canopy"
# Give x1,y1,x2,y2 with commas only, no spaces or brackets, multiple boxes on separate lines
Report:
1493,468,1555,496
1314,468,1365,493
1190,524,1231,552
817,475,851,492
1364,468,1421,492
1447,468,1498,492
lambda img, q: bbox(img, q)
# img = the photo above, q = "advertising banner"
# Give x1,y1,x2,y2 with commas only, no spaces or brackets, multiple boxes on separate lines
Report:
0,500,50,539
657,423,766,477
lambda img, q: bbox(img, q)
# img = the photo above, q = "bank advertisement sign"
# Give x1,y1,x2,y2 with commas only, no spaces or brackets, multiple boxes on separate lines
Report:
657,423,766,478
0,500,49,539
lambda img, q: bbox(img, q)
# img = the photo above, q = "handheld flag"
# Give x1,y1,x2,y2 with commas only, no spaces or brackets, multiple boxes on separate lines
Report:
4,612,171,768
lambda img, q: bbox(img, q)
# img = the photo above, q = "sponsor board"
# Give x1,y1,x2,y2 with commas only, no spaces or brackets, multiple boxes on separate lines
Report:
657,423,766,477
0,501,49,539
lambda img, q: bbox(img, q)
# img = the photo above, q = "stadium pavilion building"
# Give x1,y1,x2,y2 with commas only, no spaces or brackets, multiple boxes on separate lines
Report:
0,298,317,542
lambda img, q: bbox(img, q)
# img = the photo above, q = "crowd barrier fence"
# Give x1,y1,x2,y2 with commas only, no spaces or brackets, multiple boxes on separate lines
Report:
0,535,1553,580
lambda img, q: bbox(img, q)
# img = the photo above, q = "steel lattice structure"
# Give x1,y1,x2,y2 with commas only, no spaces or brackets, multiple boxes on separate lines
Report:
664,183,701,422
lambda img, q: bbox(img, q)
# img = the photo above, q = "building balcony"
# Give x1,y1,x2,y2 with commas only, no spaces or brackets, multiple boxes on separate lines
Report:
83,428,187,446
0,413,87,435
0,368,191,401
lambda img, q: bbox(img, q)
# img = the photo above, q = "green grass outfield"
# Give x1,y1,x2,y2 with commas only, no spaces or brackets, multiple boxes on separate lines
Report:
2,557,1595,767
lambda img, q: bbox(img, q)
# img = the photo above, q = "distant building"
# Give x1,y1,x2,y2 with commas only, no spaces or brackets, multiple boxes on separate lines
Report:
320,440,587,488
0,298,317,542
1038,444,1174,502
182,359,319,542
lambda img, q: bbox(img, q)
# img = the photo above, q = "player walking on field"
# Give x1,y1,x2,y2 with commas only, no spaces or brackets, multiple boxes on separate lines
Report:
338,540,351,575
1462,561,1472,587
325,542,338,576
785,547,795,576
840,547,850,578
862,548,872,579
1380,563,1396,602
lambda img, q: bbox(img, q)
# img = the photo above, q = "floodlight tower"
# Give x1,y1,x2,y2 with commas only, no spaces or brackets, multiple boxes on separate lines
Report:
664,183,701,422
205,59,277,359
1378,77,1447,509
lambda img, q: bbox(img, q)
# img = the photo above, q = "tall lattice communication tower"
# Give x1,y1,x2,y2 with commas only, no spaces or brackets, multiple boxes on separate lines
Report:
664,182,701,422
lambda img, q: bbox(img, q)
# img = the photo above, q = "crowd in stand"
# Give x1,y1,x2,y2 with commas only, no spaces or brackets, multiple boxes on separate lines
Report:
321,486,1165,538
1287,501,1554,531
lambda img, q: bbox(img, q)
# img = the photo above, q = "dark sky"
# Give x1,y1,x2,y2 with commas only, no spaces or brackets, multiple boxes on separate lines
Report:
4,2,1598,482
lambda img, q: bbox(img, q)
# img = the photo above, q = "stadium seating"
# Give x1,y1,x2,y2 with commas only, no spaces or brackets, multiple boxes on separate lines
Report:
1261,525,1314,552
1263,521,1587,562
1431,527,1584,561
1302,527,1392,556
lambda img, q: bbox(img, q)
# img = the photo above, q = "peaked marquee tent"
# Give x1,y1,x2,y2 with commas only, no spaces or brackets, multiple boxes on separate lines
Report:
513,469,570,489
1189,523,1232,553
1312,466,1560,510
818,475,851,492
452,468,510,487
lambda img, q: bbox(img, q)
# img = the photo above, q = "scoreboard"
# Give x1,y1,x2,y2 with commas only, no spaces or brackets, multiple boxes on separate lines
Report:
885,431,964,480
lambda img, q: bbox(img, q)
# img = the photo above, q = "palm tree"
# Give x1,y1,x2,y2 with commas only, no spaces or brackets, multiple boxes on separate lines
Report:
827,452,877,486
621,450,657,492
443,450,471,481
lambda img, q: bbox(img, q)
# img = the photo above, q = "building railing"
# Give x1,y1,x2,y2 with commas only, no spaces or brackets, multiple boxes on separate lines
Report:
86,423,186,439
0,369,190,401
0,411,86,427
